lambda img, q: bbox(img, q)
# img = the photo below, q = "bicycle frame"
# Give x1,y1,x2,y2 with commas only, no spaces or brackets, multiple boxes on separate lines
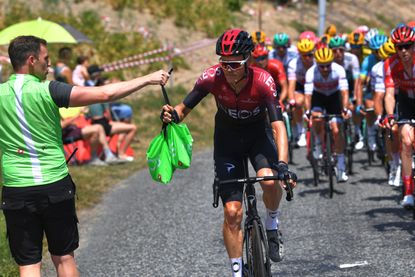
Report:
212,159,294,276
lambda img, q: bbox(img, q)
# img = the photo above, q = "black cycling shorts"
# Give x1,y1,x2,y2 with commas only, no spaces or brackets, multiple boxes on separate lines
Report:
214,122,279,205
1,175,79,266
311,91,342,115
295,82,305,94
397,92,415,121
91,117,112,136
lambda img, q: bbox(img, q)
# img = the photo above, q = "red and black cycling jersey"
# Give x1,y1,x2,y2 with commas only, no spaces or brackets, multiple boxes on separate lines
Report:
384,54,415,98
183,64,282,127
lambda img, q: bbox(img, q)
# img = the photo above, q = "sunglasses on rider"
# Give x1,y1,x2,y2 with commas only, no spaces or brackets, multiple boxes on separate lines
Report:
219,57,249,71
396,43,413,51
255,55,268,62
350,44,362,49
301,53,314,58
318,64,331,70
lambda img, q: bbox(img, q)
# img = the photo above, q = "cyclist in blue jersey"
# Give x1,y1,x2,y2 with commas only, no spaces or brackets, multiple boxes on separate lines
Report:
356,34,388,151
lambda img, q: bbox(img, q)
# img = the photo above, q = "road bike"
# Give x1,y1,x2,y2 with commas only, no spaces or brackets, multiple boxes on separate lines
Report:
212,159,294,276
282,105,295,165
307,114,342,198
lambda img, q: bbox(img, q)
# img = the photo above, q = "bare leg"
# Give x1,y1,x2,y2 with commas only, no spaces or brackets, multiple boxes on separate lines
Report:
51,253,79,277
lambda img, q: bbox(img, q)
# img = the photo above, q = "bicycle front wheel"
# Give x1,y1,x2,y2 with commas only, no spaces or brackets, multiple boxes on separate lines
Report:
245,220,271,277
326,130,334,198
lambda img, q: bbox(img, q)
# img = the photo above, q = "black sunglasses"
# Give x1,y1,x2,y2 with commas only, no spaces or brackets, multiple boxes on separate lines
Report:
255,55,268,62
396,43,413,51
301,53,314,58
318,64,331,70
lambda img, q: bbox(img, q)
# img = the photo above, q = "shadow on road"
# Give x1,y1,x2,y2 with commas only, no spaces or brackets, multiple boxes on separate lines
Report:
298,187,345,198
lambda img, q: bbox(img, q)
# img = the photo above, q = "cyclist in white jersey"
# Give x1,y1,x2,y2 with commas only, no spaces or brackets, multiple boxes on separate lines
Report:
269,33,298,72
304,47,351,182
371,40,401,187
287,39,315,147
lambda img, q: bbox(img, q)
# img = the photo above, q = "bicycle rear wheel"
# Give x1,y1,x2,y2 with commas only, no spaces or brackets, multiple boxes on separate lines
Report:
245,220,271,277
309,130,319,187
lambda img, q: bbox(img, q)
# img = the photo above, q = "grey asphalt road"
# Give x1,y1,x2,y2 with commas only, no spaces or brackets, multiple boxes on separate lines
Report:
69,148,414,277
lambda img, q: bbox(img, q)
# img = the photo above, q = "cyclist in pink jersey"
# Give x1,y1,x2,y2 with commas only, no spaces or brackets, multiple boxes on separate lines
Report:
161,29,297,277
383,25,415,208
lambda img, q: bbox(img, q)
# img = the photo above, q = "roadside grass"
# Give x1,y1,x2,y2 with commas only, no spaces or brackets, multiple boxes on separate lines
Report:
0,84,216,275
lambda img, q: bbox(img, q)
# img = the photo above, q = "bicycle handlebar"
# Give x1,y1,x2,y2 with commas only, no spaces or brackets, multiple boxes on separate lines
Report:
212,176,294,208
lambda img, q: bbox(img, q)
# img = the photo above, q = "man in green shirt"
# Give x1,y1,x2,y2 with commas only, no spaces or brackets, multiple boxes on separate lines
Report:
0,35,169,277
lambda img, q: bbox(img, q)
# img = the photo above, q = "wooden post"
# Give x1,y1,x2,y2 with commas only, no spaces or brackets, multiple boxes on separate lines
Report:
258,0,262,31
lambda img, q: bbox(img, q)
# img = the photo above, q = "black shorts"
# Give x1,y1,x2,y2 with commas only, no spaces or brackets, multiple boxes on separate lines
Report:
311,91,342,115
92,117,112,136
214,122,279,205
295,82,305,94
397,92,415,121
1,175,79,266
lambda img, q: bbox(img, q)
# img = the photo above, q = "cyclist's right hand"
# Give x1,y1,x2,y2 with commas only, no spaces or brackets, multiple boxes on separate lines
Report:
382,114,395,129
160,104,179,123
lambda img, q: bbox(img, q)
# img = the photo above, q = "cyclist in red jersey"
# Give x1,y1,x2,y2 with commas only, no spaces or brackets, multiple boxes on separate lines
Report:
161,29,297,277
383,25,415,208
251,44,290,104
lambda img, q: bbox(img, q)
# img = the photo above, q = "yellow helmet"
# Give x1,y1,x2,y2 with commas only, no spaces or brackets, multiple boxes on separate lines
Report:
297,39,315,53
379,39,396,60
252,31,266,44
383,38,396,55
348,31,365,46
325,24,337,37
314,47,334,64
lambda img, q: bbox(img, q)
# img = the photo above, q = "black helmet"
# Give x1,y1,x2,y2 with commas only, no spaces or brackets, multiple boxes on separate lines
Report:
216,29,254,56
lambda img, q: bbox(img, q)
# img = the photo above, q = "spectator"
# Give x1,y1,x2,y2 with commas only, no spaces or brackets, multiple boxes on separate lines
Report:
85,64,103,87
0,35,168,277
54,47,73,84
60,107,121,165
87,101,137,162
72,55,90,86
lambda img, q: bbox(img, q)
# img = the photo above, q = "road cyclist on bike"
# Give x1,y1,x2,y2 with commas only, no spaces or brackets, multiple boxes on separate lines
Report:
383,25,415,208
356,33,388,153
269,33,298,72
287,38,316,147
160,29,297,277
370,39,402,187
252,44,290,104
304,47,352,182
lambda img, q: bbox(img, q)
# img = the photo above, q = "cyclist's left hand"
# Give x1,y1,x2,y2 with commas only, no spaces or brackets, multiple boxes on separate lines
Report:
276,161,297,188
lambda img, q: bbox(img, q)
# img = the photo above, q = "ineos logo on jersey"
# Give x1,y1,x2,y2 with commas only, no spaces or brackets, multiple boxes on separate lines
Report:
200,67,221,81
258,71,276,91
219,105,261,119
225,163,235,173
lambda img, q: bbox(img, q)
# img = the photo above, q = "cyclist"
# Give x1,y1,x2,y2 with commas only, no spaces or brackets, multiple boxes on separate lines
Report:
356,34,388,152
0,35,169,277
160,29,297,277
287,38,316,147
325,24,337,38
252,44,289,103
371,40,401,187
304,47,351,182
251,30,266,46
329,36,360,152
299,30,318,43
384,25,415,208
347,31,367,65
269,32,298,72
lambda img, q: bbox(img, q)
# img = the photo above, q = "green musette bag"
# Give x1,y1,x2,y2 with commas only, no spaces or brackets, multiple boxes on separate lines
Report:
146,130,175,184
166,122,193,169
